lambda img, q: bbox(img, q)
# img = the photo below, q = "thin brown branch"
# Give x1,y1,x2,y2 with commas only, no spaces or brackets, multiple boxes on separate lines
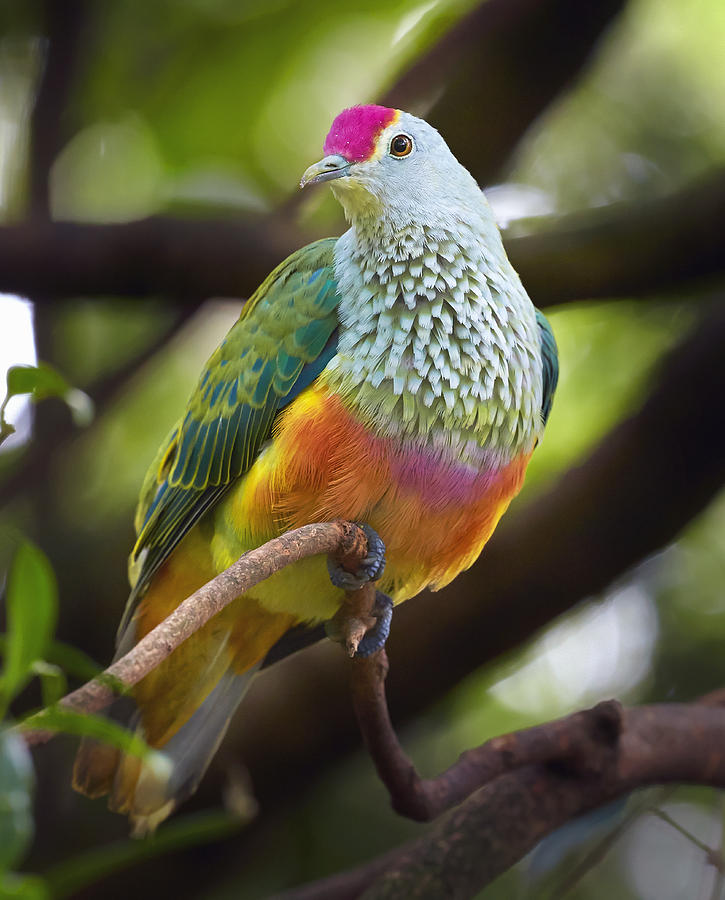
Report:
22,521,369,745
350,649,622,823
330,583,378,659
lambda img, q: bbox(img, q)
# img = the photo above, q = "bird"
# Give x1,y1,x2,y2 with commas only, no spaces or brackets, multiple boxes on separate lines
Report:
72,104,558,833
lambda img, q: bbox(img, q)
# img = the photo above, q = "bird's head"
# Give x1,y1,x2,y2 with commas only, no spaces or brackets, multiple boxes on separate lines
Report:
300,105,480,228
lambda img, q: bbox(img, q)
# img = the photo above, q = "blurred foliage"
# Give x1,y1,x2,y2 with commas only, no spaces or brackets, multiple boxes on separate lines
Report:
511,0,725,211
0,363,92,448
0,0,724,897
0,729,37,888
0,541,58,717
0,541,56,896
0,541,246,896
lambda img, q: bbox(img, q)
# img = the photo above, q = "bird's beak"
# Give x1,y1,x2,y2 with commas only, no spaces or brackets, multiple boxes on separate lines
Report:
299,154,351,189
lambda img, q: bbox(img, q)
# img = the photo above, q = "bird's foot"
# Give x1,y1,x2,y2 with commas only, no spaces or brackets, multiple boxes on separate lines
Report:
327,523,386,590
355,591,394,658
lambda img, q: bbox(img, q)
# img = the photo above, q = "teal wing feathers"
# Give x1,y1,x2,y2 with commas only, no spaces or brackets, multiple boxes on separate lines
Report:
122,238,341,632
536,309,558,425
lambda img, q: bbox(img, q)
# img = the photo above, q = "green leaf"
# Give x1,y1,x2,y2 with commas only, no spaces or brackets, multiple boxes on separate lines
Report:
5,367,44,399
18,707,160,766
0,544,58,714
44,640,102,683
0,364,94,448
45,809,243,899
5,364,69,403
0,873,49,899
0,729,34,872
29,662,67,708
0,637,102,684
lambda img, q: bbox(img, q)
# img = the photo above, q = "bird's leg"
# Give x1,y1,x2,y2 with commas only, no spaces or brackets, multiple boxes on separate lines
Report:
355,591,393,658
325,524,391,656
326,523,386,590
325,589,394,658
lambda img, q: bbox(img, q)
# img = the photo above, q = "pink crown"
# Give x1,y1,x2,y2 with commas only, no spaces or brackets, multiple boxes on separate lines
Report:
323,105,398,163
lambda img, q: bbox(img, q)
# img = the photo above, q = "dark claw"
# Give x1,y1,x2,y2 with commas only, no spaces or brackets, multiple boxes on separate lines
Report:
356,591,394,658
327,523,386,590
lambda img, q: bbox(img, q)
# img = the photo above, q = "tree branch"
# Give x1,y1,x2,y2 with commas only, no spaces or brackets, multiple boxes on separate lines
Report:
19,314,725,894
0,215,301,305
22,521,370,744
29,0,88,217
385,0,627,183
277,675,725,899
506,169,725,304
350,650,622,823
1,168,723,306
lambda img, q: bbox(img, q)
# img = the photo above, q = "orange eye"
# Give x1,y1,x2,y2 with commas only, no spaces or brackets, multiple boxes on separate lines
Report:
390,134,413,157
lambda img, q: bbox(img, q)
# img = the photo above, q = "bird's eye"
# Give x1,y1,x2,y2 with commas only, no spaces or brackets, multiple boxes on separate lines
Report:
389,134,413,158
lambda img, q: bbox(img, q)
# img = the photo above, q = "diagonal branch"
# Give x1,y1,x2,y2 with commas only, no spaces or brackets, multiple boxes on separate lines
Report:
385,0,627,183
22,521,370,744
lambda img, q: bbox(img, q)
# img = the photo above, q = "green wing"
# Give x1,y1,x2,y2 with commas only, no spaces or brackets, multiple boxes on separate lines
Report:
536,309,559,425
123,238,341,628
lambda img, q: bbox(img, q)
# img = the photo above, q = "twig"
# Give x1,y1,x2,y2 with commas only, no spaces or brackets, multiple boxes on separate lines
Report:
709,795,725,900
548,787,675,898
328,584,378,658
22,521,369,745
650,808,725,873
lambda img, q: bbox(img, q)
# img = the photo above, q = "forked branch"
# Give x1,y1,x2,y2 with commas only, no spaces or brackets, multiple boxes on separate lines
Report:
276,664,725,900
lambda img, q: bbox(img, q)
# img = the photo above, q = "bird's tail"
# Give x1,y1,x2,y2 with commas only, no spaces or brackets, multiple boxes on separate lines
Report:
72,593,295,834
73,666,258,836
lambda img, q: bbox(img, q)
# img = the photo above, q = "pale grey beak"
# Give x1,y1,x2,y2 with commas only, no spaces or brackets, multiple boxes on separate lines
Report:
299,154,351,189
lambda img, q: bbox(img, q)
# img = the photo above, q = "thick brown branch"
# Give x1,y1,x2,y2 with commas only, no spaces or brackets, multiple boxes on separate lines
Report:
22,521,369,744
0,216,302,305
506,169,725,304
279,694,725,899
1,169,722,306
